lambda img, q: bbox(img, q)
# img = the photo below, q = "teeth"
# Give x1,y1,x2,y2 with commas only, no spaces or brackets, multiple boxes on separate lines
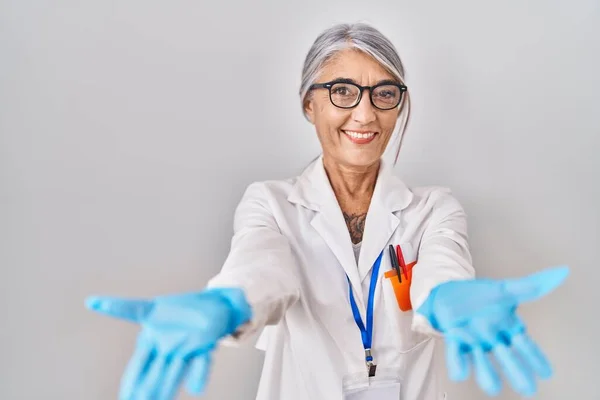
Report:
345,131,375,139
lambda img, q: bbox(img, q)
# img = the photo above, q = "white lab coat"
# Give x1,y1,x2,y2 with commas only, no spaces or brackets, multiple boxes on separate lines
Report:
207,156,475,400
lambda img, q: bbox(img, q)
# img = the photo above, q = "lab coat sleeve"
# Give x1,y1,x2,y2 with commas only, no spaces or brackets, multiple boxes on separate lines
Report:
410,188,476,336
205,182,301,344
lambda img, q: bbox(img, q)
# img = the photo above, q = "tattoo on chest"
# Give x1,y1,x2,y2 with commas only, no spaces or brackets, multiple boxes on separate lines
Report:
343,212,366,244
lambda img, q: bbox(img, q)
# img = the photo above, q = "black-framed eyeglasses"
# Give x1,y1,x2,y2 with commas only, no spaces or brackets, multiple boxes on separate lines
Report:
308,79,407,110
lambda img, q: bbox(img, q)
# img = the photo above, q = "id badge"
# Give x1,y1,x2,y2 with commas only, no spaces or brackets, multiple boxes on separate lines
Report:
342,371,402,400
343,382,401,400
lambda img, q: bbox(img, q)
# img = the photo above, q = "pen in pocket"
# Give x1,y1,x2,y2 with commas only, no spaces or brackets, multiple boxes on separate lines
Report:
388,244,402,283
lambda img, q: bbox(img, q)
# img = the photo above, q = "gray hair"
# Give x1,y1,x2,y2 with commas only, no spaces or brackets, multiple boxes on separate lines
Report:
300,23,407,109
299,22,412,164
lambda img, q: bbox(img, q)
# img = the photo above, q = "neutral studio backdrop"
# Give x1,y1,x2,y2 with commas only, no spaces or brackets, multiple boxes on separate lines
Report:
1,0,598,399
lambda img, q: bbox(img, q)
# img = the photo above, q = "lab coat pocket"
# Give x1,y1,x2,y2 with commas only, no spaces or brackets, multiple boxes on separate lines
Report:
383,243,416,312
383,264,414,311
382,243,429,353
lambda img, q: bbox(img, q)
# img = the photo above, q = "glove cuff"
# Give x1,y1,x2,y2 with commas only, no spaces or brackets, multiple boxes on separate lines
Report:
204,287,253,335
415,284,443,332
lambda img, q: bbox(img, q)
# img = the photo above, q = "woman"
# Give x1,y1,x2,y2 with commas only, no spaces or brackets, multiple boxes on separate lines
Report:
86,23,568,400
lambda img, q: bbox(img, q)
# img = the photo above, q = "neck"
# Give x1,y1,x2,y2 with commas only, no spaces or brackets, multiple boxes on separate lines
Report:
323,155,380,211
323,156,380,245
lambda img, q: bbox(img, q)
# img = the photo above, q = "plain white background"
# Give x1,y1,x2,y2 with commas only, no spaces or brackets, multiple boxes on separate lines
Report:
1,0,598,399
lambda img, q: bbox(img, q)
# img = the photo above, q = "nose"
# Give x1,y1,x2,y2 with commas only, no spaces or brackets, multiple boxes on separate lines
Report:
351,91,377,124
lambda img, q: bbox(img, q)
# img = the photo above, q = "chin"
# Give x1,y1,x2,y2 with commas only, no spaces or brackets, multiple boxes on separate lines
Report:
339,152,381,168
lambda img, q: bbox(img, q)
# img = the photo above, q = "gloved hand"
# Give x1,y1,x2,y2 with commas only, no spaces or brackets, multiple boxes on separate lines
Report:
85,288,252,400
416,266,569,397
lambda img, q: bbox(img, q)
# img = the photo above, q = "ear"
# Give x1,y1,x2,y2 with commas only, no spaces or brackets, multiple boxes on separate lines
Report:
303,97,316,125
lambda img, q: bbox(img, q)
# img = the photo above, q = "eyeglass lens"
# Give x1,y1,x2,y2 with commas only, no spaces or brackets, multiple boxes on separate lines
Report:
330,82,402,109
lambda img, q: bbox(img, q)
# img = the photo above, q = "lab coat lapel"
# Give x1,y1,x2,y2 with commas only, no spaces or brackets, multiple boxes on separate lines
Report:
287,157,414,303
358,159,414,283
287,157,364,304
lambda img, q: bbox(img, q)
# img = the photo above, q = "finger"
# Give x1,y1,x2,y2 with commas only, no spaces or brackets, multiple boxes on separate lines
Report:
512,333,553,380
503,266,569,304
85,296,154,323
119,337,156,400
156,356,189,400
136,353,168,400
186,353,212,395
492,341,537,397
472,346,502,396
471,318,535,396
445,337,470,381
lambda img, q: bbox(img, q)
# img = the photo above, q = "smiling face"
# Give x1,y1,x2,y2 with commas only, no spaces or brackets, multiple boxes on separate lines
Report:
304,48,402,170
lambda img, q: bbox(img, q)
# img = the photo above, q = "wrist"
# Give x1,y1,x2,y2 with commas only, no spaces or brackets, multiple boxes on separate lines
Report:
205,287,253,334
416,284,442,331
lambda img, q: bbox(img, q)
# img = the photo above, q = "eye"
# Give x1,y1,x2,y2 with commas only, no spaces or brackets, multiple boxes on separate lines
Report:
372,85,400,104
330,83,358,97
378,90,396,98
373,86,399,99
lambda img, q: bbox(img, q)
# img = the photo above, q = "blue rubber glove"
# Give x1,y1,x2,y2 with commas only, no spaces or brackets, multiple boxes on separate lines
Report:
85,288,252,400
417,266,569,397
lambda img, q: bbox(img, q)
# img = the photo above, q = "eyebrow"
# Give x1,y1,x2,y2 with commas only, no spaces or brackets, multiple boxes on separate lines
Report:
331,77,401,86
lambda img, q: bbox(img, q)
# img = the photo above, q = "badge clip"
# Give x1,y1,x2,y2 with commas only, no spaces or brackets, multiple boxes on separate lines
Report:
365,349,377,377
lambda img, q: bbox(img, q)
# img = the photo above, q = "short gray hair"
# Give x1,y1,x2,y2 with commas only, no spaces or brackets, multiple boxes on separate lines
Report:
299,22,412,164
300,23,407,110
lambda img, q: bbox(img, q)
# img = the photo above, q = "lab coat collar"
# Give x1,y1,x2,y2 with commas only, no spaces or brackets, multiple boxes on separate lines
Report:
287,155,414,305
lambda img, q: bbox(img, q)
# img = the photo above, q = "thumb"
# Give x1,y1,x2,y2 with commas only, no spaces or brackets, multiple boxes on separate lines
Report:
503,266,570,304
85,296,154,324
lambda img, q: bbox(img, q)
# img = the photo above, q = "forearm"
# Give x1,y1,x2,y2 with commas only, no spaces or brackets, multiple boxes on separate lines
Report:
206,182,301,342
410,190,476,335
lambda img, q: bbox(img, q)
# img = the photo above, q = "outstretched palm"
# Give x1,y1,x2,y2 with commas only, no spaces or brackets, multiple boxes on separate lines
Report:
417,266,569,397
86,289,251,400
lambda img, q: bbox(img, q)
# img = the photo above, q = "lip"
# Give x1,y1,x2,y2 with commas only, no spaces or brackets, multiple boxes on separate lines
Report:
342,130,378,145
